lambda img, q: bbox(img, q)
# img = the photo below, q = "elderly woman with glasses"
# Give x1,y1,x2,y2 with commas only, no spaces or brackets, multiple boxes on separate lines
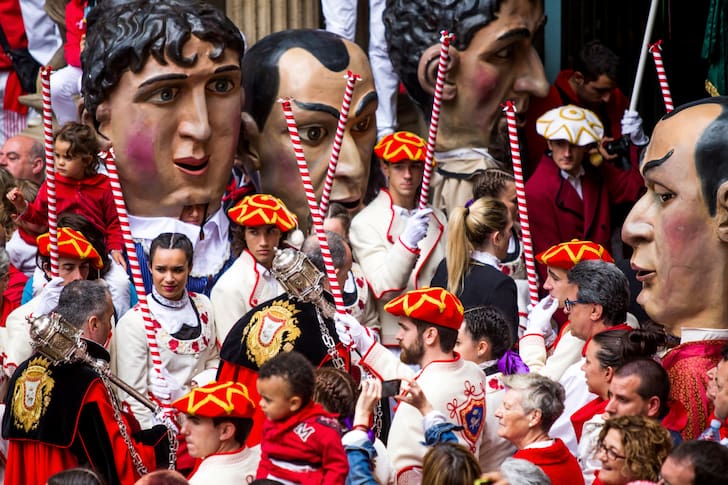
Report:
494,373,584,485
595,415,671,485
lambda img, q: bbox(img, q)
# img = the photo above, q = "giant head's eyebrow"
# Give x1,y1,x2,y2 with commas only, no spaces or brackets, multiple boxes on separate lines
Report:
641,149,674,175
355,91,378,117
138,73,188,89
293,99,339,119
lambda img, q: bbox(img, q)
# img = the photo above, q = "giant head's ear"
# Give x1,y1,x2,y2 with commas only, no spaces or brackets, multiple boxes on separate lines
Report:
417,44,458,101
95,101,111,136
716,181,728,243
239,112,261,173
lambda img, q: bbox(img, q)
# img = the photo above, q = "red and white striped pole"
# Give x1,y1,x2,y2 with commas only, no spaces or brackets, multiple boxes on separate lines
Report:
320,71,360,216
418,31,453,210
280,98,346,313
648,40,674,113
502,101,538,306
40,67,58,277
105,150,165,379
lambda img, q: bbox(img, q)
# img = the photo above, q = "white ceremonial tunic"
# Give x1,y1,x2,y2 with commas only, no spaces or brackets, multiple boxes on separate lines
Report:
360,342,485,483
114,292,219,427
210,249,284,344
350,190,446,345
188,445,261,485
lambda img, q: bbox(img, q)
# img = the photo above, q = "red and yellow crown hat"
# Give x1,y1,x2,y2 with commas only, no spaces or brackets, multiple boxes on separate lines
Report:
374,131,428,164
172,381,256,419
384,287,464,330
228,193,297,232
36,227,103,269
536,239,614,270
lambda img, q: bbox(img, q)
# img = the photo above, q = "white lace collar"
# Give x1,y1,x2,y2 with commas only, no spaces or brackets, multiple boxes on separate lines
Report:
148,288,198,335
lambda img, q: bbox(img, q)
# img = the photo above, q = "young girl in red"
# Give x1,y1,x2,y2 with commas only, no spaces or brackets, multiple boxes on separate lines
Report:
7,122,125,268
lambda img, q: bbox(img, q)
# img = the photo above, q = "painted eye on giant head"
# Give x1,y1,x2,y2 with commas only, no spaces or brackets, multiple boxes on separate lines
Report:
299,126,328,144
207,78,235,94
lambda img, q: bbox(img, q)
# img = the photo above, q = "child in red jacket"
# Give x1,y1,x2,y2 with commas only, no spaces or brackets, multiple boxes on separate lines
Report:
256,351,348,485
7,122,125,268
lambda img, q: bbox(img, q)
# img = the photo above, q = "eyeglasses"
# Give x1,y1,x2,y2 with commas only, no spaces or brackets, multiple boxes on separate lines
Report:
597,442,626,461
564,298,589,312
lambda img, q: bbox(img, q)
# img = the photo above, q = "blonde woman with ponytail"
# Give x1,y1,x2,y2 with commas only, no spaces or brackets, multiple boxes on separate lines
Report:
431,198,519,340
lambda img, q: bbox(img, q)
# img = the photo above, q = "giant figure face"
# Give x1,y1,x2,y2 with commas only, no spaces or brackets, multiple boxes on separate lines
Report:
622,99,728,335
243,30,377,226
83,0,245,218
384,0,548,152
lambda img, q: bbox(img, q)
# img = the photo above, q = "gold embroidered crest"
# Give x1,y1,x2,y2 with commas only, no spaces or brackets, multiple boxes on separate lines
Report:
12,356,55,433
242,299,301,367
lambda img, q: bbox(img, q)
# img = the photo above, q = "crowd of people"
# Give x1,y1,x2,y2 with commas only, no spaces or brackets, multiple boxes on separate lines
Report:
1,0,728,484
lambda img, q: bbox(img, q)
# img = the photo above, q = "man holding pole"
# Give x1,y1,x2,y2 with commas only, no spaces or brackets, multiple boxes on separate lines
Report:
349,131,446,346
2,280,169,485
383,0,549,213
524,41,650,174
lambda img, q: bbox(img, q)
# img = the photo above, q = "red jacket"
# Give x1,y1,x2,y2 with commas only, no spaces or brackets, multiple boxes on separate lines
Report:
524,69,630,176
3,344,164,485
0,0,30,109
525,153,643,287
513,438,584,485
257,400,348,485
20,173,123,251
64,0,86,67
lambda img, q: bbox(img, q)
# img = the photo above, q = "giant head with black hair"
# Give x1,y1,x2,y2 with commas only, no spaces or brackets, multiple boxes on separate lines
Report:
623,97,728,334
241,29,378,228
383,0,548,152
82,0,245,219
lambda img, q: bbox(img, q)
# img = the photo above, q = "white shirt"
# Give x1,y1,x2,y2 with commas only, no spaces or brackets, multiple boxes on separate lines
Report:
560,166,585,199
129,208,230,278
471,250,500,269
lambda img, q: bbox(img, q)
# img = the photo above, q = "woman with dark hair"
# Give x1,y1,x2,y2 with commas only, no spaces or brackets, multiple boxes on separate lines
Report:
28,212,131,316
3,212,130,377
115,232,219,432
573,327,665,483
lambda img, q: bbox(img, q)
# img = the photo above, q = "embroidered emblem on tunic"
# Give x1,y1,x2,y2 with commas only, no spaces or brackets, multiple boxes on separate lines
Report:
12,356,55,432
243,299,301,367
447,380,486,452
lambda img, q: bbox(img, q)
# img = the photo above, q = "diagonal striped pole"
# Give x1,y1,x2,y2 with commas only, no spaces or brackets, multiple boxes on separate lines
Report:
280,98,346,313
502,100,538,306
320,71,361,216
649,40,674,113
105,150,165,379
419,30,454,210
40,67,58,277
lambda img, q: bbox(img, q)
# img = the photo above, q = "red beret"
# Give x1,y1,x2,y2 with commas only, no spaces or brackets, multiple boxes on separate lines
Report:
36,227,104,269
227,194,297,232
374,131,427,164
536,239,614,270
172,381,256,419
384,287,464,330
